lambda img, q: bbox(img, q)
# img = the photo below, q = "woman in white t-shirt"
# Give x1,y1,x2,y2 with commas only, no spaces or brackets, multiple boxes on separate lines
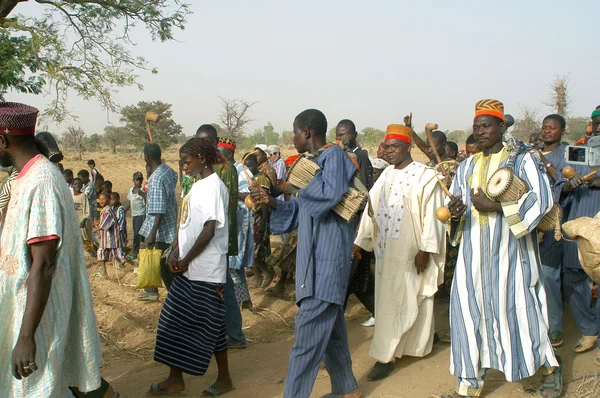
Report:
150,137,234,397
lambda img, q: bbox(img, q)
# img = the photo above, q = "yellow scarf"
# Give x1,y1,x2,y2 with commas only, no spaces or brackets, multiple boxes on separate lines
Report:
468,147,509,225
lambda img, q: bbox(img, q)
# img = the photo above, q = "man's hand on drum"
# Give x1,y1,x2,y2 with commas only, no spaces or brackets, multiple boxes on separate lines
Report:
447,194,466,219
471,188,502,213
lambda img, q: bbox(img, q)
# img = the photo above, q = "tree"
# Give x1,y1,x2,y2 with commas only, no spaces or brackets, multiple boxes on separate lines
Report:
262,122,279,145
218,97,257,139
447,130,466,143
566,117,589,143
85,133,102,152
120,101,182,150
0,0,190,122
103,125,127,154
544,74,571,117
0,29,44,99
359,127,385,148
327,127,336,143
280,130,293,148
62,125,86,160
511,105,541,141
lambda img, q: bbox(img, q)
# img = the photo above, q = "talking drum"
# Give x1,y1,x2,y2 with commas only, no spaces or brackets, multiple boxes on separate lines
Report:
286,155,368,222
286,156,321,189
537,203,561,232
487,167,528,202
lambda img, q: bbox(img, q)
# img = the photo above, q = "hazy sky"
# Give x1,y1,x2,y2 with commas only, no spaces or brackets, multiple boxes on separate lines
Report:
8,0,600,137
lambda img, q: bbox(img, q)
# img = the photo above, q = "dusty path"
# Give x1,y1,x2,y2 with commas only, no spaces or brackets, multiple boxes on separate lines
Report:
100,288,599,398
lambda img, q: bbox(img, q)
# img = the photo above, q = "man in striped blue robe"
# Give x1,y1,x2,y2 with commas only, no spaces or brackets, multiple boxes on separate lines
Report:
559,109,600,362
253,109,360,398
443,99,560,398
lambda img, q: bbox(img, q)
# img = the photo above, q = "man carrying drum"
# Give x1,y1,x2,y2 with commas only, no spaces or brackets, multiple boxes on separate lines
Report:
250,109,360,398
441,99,562,398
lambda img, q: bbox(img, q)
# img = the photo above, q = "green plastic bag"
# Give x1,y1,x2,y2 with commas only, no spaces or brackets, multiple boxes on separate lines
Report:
136,248,163,289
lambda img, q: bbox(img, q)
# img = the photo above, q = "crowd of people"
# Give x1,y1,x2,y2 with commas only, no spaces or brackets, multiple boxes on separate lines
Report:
0,99,599,398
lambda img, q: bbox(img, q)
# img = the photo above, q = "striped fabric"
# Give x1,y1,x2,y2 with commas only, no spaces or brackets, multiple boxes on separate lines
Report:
283,298,358,398
269,144,358,306
0,168,18,211
154,275,227,376
447,150,558,384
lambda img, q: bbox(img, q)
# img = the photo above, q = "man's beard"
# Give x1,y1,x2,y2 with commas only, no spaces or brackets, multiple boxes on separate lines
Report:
0,151,13,168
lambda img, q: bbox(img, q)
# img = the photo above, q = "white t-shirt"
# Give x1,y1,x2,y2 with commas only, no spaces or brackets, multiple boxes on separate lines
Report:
178,173,229,283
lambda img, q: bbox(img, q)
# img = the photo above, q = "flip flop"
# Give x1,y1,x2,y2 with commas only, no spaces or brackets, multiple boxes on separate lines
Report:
200,385,235,397
573,335,597,353
539,355,563,398
147,383,186,396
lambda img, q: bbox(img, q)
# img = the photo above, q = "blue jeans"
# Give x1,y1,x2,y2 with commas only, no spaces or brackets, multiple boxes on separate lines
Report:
224,265,246,346
132,215,145,257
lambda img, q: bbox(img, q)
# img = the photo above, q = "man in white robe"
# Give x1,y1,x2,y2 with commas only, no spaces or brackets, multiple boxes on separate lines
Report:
354,124,446,381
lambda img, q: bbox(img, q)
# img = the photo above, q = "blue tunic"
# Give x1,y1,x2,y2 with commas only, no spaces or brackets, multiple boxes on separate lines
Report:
561,158,600,270
539,144,568,267
270,145,357,306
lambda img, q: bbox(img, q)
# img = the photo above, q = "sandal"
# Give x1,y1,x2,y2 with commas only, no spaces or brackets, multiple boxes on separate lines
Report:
549,331,564,348
539,355,562,398
147,382,186,396
573,335,597,353
200,385,235,397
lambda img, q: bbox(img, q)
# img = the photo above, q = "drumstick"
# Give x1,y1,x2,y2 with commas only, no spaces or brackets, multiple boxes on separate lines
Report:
425,129,454,199
145,112,159,143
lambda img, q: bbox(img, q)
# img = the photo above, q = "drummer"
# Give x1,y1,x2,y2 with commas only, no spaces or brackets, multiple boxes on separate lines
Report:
441,99,561,398
250,109,360,398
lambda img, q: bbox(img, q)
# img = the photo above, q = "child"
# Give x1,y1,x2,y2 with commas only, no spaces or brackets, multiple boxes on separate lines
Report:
244,153,273,288
77,169,97,219
72,178,92,247
110,192,127,251
93,192,126,276
88,159,101,183
127,172,147,260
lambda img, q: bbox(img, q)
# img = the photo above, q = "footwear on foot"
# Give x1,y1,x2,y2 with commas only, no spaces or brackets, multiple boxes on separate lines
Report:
539,354,562,398
261,268,275,288
549,331,564,347
366,361,394,381
573,335,597,353
227,339,248,349
126,255,137,261
148,382,186,396
438,331,452,344
361,317,375,327
200,385,235,397
136,292,159,302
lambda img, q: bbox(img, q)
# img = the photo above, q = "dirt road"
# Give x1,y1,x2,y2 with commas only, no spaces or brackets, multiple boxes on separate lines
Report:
100,288,599,398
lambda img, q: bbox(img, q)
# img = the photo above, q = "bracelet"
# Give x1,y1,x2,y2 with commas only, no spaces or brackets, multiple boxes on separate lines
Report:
545,162,552,168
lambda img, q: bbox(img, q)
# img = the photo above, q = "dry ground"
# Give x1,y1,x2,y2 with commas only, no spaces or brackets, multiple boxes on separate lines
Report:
56,149,600,398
